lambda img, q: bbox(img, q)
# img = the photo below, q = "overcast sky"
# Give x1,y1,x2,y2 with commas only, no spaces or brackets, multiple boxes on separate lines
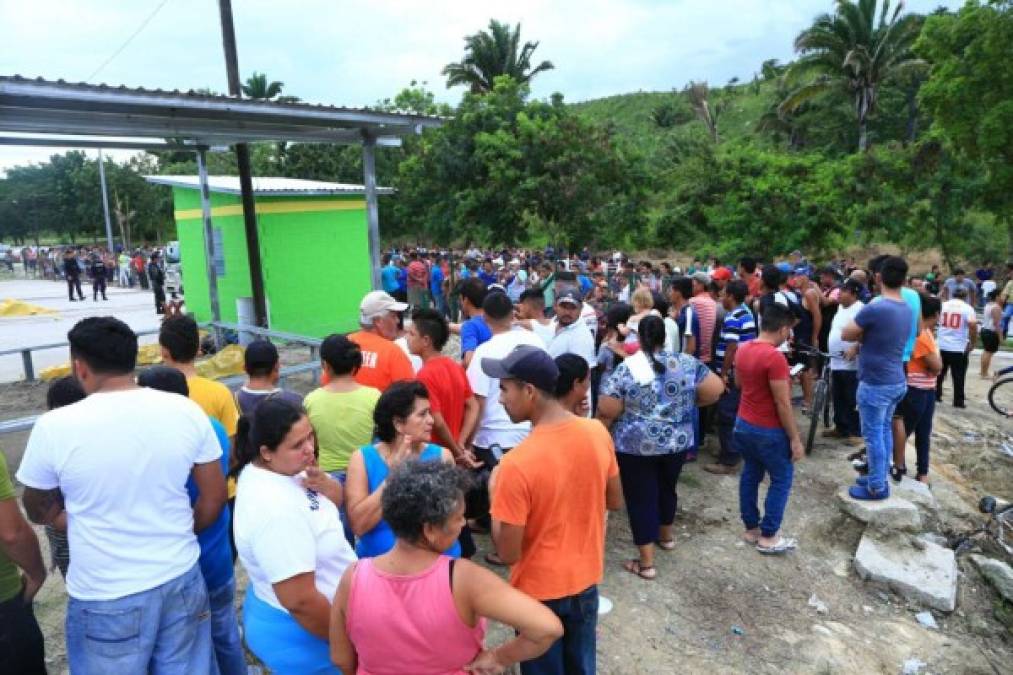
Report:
0,0,958,173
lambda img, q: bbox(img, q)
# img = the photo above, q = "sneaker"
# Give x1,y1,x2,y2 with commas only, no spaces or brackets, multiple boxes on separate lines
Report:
703,462,738,475
848,484,889,500
890,465,907,483
851,459,869,475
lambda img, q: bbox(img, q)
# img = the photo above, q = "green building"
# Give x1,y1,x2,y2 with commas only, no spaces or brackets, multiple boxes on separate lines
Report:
146,176,392,336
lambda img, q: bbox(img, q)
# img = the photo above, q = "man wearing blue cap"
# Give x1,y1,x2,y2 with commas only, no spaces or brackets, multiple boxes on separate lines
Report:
547,289,596,414
485,345,621,675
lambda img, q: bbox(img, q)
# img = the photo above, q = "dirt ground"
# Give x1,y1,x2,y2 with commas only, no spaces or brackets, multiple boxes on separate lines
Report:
2,351,1011,674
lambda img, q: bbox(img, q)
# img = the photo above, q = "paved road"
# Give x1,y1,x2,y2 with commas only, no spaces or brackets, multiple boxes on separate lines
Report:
0,278,161,382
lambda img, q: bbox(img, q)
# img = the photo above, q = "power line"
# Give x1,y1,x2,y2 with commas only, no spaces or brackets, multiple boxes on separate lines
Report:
86,0,172,82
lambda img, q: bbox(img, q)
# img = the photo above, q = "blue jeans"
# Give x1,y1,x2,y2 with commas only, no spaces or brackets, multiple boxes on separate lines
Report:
857,381,908,493
734,418,793,537
208,578,246,675
66,562,212,675
1002,303,1013,337
327,470,355,547
520,585,598,675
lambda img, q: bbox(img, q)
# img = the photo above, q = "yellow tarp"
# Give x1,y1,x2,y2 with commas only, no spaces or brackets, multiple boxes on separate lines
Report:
0,298,57,317
195,344,246,379
40,344,244,382
39,363,72,381
137,343,162,366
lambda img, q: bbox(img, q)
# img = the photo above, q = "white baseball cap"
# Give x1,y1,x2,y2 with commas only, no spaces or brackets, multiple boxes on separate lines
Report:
360,290,408,323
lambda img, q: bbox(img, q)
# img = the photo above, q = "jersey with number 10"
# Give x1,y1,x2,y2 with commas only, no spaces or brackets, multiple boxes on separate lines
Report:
937,299,976,352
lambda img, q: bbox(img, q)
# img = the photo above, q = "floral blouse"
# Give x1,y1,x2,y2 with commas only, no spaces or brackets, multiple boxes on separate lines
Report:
600,350,710,456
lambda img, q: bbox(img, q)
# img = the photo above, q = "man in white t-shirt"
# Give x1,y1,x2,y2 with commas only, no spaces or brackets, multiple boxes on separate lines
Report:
466,291,546,466
547,289,597,415
825,279,864,444
17,317,226,674
935,287,977,408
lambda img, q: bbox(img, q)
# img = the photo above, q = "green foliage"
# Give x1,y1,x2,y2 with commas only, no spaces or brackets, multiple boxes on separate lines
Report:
393,77,645,248
915,0,1013,227
782,0,926,150
442,20,554,93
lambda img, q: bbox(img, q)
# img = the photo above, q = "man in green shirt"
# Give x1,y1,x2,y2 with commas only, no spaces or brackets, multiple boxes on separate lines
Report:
0,451,48,673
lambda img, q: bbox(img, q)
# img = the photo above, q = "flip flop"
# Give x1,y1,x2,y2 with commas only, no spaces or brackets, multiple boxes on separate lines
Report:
483,552,506,567
756,537,797,555
742,531,761,544
623,559,657,580
656,539,676,551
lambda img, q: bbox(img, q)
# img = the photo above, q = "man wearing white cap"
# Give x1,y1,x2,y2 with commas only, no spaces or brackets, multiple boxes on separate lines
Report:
342,290,414,392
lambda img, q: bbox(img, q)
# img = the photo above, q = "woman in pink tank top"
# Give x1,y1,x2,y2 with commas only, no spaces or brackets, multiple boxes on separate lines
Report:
330,460,562,674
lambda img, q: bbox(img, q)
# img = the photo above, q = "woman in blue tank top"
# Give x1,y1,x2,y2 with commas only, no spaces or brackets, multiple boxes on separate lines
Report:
345,380,462,558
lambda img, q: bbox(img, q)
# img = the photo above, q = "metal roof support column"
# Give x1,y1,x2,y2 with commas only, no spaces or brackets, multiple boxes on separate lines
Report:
362,132,381,290
197,148,222,349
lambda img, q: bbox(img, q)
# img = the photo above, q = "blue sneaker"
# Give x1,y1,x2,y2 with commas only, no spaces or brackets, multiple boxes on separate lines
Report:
849,484,889,500
855,475,868,487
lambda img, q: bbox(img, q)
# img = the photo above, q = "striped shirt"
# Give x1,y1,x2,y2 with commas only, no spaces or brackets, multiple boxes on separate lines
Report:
689,293,718,364
715,305,757,374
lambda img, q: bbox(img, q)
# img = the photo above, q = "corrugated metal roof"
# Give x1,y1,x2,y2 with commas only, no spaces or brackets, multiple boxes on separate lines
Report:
0,75,445,120
0,75,444,147
144,175,394,196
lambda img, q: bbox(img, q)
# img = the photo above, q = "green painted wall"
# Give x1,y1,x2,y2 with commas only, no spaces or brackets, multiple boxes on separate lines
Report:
171,187,372,337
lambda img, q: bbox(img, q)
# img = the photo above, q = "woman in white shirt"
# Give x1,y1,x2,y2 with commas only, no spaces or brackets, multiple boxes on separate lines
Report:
232,397,355,675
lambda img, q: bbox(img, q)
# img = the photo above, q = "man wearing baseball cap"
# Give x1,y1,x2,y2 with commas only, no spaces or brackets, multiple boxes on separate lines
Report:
485,345,621,674
341,290,414,392
546,288,596,415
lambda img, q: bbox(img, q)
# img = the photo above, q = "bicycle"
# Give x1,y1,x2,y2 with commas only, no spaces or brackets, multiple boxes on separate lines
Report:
946,496,1013,561
794,344,836,456
987,365,1013,417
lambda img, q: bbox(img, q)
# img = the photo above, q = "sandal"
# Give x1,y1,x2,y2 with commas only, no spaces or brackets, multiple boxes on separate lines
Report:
756,537,797,555
484,552,506,567
656,539,676,551
742,530,761,544
890,465,907,484
623,559,656,580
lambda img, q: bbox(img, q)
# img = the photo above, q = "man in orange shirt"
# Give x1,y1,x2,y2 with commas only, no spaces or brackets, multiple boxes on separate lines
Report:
486,345,621,675
347,290,414,392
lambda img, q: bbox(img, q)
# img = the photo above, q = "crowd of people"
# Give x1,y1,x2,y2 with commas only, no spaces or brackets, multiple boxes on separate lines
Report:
7,244,171,313
0,243,1006,674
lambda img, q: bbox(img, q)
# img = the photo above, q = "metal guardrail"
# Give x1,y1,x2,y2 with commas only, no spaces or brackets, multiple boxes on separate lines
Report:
0,360,322,436
0,321,322,382
0,327,165,381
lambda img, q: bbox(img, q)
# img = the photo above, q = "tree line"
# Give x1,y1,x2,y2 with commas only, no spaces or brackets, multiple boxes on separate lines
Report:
0,1,1009,267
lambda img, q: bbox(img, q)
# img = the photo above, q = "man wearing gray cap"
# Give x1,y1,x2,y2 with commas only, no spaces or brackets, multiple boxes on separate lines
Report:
485,345,621,675
547,289,596,415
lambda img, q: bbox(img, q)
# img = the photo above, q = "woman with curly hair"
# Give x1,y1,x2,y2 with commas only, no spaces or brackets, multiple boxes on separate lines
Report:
330,460,562,674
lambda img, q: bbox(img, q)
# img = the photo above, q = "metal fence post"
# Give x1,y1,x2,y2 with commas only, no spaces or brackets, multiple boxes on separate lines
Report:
21,350,34,381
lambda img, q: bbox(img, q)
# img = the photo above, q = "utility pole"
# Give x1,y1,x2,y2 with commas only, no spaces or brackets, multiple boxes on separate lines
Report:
97,149,115,252
217,0,268,327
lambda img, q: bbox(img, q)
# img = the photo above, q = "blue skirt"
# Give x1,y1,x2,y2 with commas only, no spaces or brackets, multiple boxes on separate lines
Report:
243,586,341,675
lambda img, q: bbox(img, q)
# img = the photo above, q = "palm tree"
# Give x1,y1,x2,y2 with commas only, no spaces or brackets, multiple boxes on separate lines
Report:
442,19,554,93
241,72,299,102
779,0,924,151
685,81,725,143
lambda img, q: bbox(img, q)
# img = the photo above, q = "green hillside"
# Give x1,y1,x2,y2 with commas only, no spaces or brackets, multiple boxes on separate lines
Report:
571,78,780,158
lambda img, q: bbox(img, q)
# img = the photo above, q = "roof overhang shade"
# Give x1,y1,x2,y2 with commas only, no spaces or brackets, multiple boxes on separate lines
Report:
144,175,395,197
0,76,443,148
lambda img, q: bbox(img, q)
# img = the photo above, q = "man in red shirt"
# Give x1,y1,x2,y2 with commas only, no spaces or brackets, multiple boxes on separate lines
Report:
739,256,762,303
406,251,430,309
406,308,480,465
733,303,803,555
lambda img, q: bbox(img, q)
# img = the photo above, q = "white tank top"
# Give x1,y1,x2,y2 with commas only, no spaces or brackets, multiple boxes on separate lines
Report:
983,302,998,332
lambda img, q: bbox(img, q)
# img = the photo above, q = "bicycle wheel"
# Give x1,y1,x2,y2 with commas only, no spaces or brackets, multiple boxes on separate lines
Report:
988,377,1013,417
806,380,829,456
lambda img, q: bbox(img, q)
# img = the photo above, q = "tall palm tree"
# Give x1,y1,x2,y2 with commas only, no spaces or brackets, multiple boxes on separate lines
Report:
779,0,924,151
241,72,299,102
442,19,554,93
